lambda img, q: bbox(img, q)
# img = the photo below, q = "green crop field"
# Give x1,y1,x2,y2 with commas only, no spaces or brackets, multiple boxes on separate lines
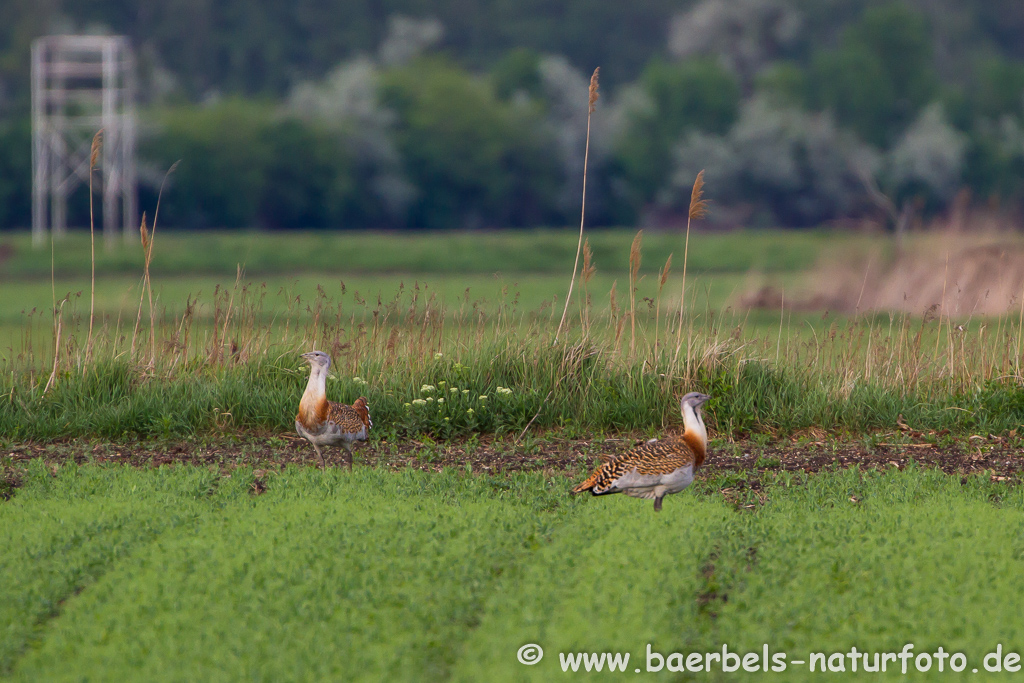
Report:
3,229,1024,681
3,463,1024,682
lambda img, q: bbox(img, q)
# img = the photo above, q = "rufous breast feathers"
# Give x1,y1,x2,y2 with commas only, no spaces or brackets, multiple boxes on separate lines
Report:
296,394,329,430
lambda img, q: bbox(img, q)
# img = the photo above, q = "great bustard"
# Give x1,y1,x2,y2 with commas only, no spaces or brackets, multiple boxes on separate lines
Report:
295,351,372,470
572,392,710,511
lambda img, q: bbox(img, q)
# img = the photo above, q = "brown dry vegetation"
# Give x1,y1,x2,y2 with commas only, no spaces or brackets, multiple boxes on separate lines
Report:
742,224,1024,317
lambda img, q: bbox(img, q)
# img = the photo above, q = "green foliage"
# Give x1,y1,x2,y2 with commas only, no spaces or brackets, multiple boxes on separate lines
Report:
144,101,275,228
258,119,357,229
490,48,544,101
616,58,740,207
807,5,937,146
973,57,1024,120
754,61,808,108
143,101,359,229
0,117,30,229
380,58,562,229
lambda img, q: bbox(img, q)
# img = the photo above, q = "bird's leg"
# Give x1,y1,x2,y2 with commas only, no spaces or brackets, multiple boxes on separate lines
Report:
654,495,663,512
312,443,326,471
344,444,354,470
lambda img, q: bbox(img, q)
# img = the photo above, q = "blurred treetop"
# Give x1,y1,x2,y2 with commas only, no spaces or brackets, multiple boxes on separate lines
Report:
1,0,1022,111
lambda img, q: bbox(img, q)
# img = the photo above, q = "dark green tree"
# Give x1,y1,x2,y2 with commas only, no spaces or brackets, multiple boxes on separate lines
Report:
380,58,561,229
142,100,273,228
0,117,31,229
615,58,740,210
806,4,937,146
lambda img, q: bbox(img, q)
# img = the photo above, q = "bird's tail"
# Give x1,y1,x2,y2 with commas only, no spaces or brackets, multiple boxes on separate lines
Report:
571,473,600,494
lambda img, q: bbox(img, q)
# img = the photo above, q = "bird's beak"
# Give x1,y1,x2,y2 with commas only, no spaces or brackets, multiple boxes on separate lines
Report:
300,352,314,363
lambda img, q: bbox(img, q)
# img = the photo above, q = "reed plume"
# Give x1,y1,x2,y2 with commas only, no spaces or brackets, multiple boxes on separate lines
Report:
556,67,600,342
673,170,708,372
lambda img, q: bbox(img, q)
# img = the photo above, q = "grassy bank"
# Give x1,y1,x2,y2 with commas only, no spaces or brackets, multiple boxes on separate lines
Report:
3,464,1023,681
2,228,1022,443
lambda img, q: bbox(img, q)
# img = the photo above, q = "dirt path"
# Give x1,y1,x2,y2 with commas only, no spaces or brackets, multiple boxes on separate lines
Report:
3,430,1022,499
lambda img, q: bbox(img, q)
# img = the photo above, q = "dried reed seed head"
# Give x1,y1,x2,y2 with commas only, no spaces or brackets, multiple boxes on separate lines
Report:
588,67,600,113
582,239,596,283
609,279,619,315
660,253,673,287
689,170,709,220
629,230,643,275
90,129,103,170
139,212,149,251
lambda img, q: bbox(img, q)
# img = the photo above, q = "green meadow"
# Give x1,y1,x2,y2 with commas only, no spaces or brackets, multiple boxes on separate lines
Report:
3,463,1024,682
2,228,1023,441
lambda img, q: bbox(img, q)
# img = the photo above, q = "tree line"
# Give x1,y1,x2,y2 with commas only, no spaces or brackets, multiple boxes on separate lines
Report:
1,0,1024,229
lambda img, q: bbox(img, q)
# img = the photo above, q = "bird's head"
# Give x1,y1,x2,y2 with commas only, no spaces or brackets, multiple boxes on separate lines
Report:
679,392,711,416
301,350,332,371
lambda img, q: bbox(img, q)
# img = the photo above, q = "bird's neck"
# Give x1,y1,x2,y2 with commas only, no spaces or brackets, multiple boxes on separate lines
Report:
681,403,708,468
298,365,328,427
303,364,327,400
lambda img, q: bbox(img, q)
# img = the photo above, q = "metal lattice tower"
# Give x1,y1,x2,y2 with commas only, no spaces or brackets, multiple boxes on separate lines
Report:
31,35,137,247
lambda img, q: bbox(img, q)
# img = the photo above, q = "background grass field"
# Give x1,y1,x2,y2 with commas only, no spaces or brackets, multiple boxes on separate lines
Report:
3,463,1024,682
2,228,1023,442
0,228,843,348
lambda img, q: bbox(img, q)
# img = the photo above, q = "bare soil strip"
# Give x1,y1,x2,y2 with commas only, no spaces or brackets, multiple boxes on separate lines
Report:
3,430,1022,500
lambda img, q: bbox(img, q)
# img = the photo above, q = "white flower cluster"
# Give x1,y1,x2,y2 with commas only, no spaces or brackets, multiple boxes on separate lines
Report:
495,386,513,396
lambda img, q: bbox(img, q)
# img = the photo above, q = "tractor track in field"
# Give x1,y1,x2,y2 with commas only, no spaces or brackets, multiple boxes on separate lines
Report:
3,430,1023,498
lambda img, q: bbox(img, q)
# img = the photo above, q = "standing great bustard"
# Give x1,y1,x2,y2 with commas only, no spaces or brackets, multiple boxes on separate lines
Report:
572,392,710,511
295,351,372,470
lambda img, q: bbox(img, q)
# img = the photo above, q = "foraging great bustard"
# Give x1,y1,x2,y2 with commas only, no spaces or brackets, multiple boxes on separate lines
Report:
572,392,710,511
296,351,371,470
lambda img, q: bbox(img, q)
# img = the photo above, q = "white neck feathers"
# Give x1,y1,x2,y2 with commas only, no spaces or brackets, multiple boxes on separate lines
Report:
681,402,708,447
304,364,327,400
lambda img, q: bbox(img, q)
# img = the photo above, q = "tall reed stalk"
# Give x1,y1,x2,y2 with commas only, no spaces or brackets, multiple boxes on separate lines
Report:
654,253,672,356
673,171,708,374
132,162,178,366
628,230,642,356
555,67,599,343
86,130,102,364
